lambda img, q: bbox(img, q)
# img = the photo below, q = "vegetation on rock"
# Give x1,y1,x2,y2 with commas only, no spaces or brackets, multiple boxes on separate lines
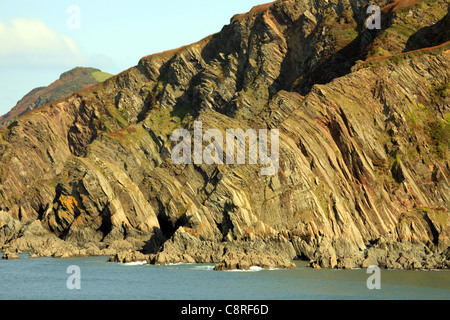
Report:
0,0,448,270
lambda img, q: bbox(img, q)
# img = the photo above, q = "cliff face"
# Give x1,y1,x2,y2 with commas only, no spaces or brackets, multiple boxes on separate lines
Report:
0,0,449,269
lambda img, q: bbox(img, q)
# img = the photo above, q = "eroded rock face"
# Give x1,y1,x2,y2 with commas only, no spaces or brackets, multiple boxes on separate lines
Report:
0,0,449,269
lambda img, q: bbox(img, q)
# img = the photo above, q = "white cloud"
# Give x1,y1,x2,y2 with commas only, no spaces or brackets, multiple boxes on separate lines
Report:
0,18,89,67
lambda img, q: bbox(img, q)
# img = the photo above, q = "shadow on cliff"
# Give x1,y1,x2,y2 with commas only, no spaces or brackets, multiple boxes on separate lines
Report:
142,227,167,254
403,7,450,52
286,2,440,96
290,14,387,95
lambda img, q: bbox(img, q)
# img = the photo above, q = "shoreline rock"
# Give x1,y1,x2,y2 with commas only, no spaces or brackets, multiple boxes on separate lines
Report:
1,217,448,270
213,252,296,271
1,238,448,271
2,252,20,260
308,239,450,271
0,0,449,278
107,250,149,264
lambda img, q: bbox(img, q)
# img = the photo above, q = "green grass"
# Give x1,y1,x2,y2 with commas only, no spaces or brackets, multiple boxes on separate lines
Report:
385,24,416,40
407,112,418,125
0,132,8,145
91,71,113,82
392,152,401,170
364,0,448,60
144,107,189,136
322,5,358,45
101,103,129,132
334,27,358,42
425,118,450,159
372,47,389,58
410,101,449,160
170,103,193,124
390,151,404,183
443,113,450,123
431,82,450,99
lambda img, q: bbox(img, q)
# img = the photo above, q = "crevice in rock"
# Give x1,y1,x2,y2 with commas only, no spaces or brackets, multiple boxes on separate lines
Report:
98,205,113,242
218,202,235,240
154,197,189,243
423,213,441,246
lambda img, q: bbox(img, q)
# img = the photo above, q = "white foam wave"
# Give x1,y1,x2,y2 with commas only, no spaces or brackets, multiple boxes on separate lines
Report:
122,261,148,266
166,262,195,266
192,265,215,271
226,266,277,272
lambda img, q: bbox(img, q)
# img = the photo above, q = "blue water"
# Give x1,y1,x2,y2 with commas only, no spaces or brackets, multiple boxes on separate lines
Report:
0,254,449,300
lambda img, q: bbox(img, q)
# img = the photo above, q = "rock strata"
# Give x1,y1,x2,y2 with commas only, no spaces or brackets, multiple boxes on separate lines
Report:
0,0,449,270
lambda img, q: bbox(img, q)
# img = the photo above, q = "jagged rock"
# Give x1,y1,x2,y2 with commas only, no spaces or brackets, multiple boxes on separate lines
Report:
0,212,23,246
83,242,103,256
150,227,298,266
1,221,67,257
2,252,19,260
333,238,360,258
292,238,316,260
362,248,386,268
309,238,338,269
213,251,296,271
108,250,148,264
336,256,364,270
152,228,224,265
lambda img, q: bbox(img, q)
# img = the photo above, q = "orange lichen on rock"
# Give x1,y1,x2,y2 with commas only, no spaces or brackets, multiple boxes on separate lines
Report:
59,195,78,214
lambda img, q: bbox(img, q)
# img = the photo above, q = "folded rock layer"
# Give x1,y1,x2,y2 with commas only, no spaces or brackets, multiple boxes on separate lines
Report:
0,0,449,270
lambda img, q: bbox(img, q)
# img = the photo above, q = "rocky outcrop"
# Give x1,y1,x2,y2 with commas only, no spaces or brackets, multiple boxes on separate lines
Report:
147,227,296,265
214,252,296,271
0,212,136,258
1,252,20,260
0,0,449,270
108,250,149,264
308,239,450,270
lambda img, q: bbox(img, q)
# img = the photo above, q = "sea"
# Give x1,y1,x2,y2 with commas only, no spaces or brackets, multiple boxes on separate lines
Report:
0,254,449,301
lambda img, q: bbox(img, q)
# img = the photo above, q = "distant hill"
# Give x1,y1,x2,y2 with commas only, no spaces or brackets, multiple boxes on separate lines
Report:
0,67,113,127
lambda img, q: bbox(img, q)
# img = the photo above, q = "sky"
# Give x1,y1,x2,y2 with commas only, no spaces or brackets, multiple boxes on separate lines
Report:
0,0,265,116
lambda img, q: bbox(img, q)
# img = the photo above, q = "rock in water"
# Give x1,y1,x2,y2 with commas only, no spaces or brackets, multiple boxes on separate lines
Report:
108,251,149,264
2,252,19,260
213,252,296,271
